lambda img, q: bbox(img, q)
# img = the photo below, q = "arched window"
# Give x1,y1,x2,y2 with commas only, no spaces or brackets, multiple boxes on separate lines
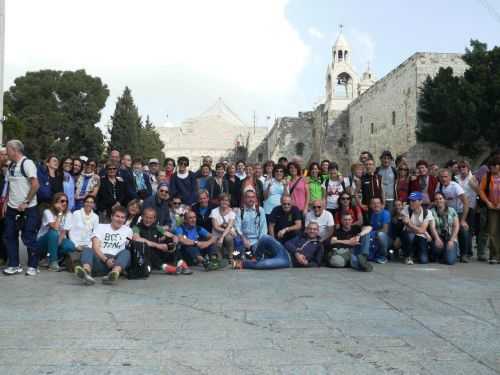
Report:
295,142,305,156
335,72,352,98
338,50,343,62
344,51,348,62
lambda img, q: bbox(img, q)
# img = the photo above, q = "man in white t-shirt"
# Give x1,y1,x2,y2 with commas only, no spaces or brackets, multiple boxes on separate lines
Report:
75,206,132,285
305,200,334,241
3,140,40,276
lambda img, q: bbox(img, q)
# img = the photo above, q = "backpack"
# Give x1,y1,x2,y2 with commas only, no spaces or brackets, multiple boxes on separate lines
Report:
127,240,151,279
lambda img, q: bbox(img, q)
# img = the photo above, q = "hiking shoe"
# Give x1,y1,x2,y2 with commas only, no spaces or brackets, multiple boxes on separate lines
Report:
48,261,61,272
38,258,49,268
75,266,95,285
3,266,23,275
102,271,120,284
405,257,414,265
25,267,38,276
357,254,373,272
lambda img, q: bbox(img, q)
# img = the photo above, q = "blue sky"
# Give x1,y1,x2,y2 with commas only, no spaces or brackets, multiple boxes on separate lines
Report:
5,0,500,129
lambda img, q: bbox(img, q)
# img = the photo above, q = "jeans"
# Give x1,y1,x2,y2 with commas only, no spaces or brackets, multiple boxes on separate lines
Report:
243,235,291,270
80,247,130,276
458,212,472,257
401,230,429,264
477,205,489,258
37,229,76,262
371,231,391,259
329,234,370,269
431,239,458,265
181,245,215,265
4,206,39,268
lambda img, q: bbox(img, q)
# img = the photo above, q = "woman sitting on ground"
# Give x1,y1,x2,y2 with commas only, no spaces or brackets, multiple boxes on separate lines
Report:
37,193,76,271
429,192,459,265
210,193,236,261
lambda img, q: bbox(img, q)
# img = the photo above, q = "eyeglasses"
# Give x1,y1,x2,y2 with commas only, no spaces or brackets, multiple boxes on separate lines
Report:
107,167,117,171
282,203,291,206
172,202,181,205
178,161,188,166
59,200,68,203
159,189,169,193
340,197,350,201
313,206,322,209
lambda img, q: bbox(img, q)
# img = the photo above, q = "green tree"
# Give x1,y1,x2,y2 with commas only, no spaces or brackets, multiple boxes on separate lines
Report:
4,69,109,160
108,87,142,156
418,40,500,157
140,115,165,162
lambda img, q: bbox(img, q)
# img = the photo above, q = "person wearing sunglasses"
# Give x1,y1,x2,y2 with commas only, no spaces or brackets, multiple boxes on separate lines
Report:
334,192,363,230
143,182,174,232
395,162,410,203
96,161,128,222
74,159,100,211
304,200,334,242
36,193,76,272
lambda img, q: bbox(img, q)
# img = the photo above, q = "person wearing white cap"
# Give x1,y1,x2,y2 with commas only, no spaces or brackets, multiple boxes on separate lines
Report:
148,158,160,193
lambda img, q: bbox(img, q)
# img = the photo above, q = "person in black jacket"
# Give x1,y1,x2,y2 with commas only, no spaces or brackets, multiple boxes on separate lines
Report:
97,162,128,222
226,164,242,208
170,156,197,205
206,162,229,205
118,154,137,201
191,190,217,232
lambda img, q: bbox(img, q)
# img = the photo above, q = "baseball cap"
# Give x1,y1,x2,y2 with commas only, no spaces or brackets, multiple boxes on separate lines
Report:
408,192,423,201
149,158,159,164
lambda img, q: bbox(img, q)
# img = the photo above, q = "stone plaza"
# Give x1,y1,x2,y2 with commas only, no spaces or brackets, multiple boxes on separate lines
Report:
1,261,499,374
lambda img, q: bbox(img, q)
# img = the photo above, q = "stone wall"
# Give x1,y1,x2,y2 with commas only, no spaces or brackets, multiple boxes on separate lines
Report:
346,52,468,168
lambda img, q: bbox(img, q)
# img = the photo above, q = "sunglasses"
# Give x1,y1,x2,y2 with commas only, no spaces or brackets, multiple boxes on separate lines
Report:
107,167,117,171
313,206,322,209
159,189,169,193
172,202,181,205
340,197,350,201
282,203,291,206
59,200,68,203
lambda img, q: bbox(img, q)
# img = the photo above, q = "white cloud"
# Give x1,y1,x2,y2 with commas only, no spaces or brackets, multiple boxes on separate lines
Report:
307,26,324,40
5,0,310,125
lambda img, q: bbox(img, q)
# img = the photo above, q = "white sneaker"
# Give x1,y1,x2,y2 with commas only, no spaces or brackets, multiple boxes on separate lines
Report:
3,265,23,275
405,257,414,265
25,267,37,276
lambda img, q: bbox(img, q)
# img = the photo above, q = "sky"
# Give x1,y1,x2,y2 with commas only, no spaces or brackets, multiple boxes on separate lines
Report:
4,0,500,130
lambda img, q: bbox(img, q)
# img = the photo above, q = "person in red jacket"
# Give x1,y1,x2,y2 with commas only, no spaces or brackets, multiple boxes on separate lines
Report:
409,160,438,208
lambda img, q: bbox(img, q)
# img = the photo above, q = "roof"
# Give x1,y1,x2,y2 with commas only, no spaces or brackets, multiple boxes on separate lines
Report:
195,97,248,127
334,32,350,50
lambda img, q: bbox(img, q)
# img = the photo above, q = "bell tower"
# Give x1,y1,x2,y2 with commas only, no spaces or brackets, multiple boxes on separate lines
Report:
325,26,359,113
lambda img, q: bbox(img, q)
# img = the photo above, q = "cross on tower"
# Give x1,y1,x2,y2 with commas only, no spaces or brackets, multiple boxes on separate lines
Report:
339,24,344,33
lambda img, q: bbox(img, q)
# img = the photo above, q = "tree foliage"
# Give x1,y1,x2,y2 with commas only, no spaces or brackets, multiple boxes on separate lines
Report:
109,88,165,161
418,40,500,157
4,69,109,160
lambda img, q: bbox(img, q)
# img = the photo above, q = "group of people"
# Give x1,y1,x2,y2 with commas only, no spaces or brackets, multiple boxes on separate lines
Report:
1,139,499,285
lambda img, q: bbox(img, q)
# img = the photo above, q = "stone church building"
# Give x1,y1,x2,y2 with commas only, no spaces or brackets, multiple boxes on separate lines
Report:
158,99,267,167
249,32,469,171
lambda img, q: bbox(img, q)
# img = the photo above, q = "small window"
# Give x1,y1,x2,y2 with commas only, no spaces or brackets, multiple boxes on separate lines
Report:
371,123,374,134
338,50,343,61
360,116,363,124
368,73,372,79
392,111,396,126
295,142,305,156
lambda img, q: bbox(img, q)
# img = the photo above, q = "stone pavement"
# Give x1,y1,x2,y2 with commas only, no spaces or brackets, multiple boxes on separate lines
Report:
0,262,499,375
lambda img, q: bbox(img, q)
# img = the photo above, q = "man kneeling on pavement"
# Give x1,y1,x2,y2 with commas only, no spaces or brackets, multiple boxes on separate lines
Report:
325,212,374,272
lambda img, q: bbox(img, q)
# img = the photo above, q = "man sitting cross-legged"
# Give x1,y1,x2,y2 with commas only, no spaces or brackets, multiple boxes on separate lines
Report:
75,205,133,285
175,210,218,270
132,207,192,275
327,212,373,272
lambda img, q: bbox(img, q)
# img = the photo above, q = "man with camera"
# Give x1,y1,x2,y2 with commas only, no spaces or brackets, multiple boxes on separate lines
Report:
132,207,192,275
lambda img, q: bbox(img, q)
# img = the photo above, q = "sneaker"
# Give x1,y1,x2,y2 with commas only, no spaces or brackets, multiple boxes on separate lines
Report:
25,267,37,276
102,271,120,285
181,267,193,275
459,256,469,264
357,254,373,272
48,261,61,272
38,258,49,268
3,265,23,275
405,257,414,265
375,257,387,264
74,265,95,285
489,259,498,265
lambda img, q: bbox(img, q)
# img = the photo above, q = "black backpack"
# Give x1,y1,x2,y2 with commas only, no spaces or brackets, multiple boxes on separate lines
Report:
127,240,151,279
